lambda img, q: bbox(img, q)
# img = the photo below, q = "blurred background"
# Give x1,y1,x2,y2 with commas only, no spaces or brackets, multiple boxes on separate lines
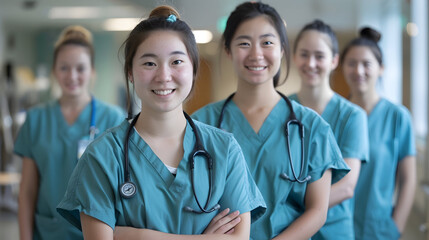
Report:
0,0,427,239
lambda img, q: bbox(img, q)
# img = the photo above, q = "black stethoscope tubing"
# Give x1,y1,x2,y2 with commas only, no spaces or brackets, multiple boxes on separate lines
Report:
218,91,311,183
120,111,220,214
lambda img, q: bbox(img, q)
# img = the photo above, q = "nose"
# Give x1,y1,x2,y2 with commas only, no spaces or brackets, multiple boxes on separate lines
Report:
355,63,365,76
67,68,78,80
307,55,316,68
249,45,263,61
156,64,172,82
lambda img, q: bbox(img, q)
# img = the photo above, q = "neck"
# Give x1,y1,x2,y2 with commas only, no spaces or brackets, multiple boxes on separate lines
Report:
297,83,334,115
59,93,91,110
349,90,380,114
234,80,280,110
135,107,186,138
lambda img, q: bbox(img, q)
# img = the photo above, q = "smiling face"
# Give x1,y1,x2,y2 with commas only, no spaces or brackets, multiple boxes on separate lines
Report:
53,44,93,98
342,45,383,95
130,30,193,114
293,30,338,88
228,15,283,88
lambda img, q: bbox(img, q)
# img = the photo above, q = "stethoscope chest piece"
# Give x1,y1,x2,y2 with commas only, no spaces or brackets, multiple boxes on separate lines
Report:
120,182,137,198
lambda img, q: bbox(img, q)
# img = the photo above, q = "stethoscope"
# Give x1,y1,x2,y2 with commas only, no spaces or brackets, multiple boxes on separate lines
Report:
218,91,311,183
119,111,220,214
77,97,97,159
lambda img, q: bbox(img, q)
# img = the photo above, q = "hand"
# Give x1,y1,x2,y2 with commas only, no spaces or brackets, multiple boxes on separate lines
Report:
203,208,241,234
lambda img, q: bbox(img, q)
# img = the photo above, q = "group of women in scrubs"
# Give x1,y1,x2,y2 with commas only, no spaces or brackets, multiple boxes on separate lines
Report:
341,27,416,240
289,20,369,239
57,5,265,240
14,1,416,240
14,26,125,239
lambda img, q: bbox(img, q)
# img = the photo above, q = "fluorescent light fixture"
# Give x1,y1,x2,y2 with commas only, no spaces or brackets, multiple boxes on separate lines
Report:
406,22,419,37
103,18,142,31
193,30,213,44
49,7,101,19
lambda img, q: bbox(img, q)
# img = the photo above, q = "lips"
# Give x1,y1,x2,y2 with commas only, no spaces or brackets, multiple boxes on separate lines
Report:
246,66,266,71
153,89,174,96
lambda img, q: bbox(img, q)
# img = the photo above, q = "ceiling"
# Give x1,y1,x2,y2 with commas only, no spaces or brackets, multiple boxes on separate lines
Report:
0,0,387,36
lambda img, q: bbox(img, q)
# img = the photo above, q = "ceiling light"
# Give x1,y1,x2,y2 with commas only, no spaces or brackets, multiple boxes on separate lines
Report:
49,7,100,19
193,30,213,44
406,22,418,37
103,18,142,31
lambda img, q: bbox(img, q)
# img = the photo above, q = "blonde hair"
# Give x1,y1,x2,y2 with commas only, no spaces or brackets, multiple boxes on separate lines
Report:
53,25,94,68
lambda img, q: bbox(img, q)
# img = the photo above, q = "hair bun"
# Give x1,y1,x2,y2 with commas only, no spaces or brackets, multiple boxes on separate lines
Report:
359,27,381,43
149,5,180,19
55,25,92,48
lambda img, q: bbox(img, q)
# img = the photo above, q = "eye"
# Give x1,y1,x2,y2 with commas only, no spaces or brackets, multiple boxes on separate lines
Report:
316,54,325,60
238,42,250,47
363,61,372,68
77,66,86,73
172,59,183,65
263,41,273,46
143,62,156,67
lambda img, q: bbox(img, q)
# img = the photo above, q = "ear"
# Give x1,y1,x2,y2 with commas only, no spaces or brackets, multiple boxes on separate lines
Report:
331,53,339,70
379,64,384,77
128,73,133,83
225,48,232,60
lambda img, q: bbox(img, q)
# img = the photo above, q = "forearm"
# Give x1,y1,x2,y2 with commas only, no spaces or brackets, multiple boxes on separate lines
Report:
328,158,361,207
18,195,36,240
393,156,416,232
114,212,250,240
272,207,326,240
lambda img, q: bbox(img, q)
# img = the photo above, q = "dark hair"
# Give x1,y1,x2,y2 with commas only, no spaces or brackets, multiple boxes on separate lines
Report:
53,25,94,69
340,27,382,65
222,1,290,87
121,5,199,112
293,19,338,56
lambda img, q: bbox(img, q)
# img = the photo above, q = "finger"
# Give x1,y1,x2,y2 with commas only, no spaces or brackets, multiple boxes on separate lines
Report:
216,216,241,234
216,210,240,226
210,208,230,224
226,228,235,235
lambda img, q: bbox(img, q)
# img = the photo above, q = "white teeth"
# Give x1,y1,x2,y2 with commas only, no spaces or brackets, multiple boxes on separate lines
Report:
153,90,173,95
248,66,265,71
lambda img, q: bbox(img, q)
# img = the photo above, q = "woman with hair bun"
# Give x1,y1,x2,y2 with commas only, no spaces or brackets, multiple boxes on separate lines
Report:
57,5,265,240
15,25,125,240
341,27,416,240
289,19,369,239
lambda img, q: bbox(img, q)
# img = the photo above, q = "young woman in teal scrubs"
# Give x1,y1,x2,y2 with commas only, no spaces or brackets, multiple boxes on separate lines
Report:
14,26,125,240
192,2,350,239
57,5,265,240
341,27,416,240
289,20,369,239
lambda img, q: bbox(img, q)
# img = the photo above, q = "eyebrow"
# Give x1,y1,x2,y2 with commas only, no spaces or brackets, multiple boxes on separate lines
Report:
234,33,277,41
139,51,187,59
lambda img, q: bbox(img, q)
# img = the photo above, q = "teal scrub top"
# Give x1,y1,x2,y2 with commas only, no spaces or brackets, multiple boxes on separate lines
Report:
290,93,369,240
354,98,416,240
57,119,266,234
14,99,125,240
192,97,350,240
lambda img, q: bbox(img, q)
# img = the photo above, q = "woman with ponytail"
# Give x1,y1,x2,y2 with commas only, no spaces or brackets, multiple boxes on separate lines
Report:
341,27,416,240
57,5,265,240
15,25,124,240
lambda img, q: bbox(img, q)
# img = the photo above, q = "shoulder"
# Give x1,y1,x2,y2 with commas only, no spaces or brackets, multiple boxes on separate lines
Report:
380,98,412,119
333,94,367,120
192,100,225,117
94,98,126,116
87,120,128,154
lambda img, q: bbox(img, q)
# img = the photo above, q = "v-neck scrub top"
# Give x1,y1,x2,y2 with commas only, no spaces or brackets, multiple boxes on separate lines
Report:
14,99,125,240
289,93,369,240
192,97,350,240
57,119,266,234
354,98,415,240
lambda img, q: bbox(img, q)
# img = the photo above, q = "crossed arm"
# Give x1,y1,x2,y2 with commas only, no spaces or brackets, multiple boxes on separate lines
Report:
80,210,250,240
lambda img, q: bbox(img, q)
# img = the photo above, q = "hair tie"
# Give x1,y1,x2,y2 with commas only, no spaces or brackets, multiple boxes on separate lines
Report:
166,14,177,23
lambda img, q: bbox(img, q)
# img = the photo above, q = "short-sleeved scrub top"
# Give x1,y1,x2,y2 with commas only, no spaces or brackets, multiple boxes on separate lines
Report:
192,97,350,240
14,99,125,240
290,93,369,240
57,119,266,234
354,98,416,240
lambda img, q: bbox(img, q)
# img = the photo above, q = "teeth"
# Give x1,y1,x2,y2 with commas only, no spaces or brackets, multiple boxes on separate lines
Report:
248,66,265,71
153,90,173,95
